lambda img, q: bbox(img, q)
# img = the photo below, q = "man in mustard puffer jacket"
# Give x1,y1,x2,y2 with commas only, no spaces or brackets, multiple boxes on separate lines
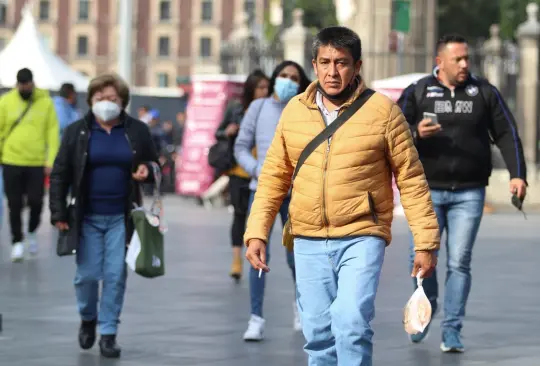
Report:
0,68,59,262
244,27,440,365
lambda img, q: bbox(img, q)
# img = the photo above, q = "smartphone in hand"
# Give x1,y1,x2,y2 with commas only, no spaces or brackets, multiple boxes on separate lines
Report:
423,112,440,127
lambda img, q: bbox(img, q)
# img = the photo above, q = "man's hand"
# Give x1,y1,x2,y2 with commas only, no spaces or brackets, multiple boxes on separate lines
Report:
132,164,149,182
44,167,52,176
417,118,442,139
245,239,270,273
509,178,527,200
55,221,69,231
411,250,437,278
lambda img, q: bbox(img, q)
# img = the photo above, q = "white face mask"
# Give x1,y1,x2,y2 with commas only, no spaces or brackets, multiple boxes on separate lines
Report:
92,100,121,122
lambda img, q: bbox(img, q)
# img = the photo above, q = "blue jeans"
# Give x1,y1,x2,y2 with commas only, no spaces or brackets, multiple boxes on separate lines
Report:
409,187,485,333
248,191,295,317
294,236,385,366
75,214,127,335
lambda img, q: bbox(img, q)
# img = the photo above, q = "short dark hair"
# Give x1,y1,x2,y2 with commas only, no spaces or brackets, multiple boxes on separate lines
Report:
436,34,467,53
312,26,362,62
17,68,33,84
59,83,75,98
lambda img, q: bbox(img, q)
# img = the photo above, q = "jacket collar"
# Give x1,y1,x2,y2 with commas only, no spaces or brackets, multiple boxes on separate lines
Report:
299,77,367,110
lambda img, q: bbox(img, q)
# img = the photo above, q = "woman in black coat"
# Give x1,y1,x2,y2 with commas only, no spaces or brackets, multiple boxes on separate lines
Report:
49,73,159,359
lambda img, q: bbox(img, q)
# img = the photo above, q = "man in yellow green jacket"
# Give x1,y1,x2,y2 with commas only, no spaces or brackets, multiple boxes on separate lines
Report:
0,68,60,262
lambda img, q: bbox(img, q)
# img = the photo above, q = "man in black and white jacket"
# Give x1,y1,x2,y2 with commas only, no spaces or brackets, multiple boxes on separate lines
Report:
397,33,527,353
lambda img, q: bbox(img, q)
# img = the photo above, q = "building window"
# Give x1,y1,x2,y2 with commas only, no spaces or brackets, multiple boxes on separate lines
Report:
159,0,171,21
244,0,255,25
39,0,50,21
77,36,89,56
200,37,211,58
157,73,169,87
0,4,7,25
158,36,170,56
78,0,90,21
201,0,213,22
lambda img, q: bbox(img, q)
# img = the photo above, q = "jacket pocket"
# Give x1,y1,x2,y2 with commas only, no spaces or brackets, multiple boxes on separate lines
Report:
329,192,376,227
367,192,378,224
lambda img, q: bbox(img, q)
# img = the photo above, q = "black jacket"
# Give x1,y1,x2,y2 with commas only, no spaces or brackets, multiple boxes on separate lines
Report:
397,70,527,190
49,111,160,246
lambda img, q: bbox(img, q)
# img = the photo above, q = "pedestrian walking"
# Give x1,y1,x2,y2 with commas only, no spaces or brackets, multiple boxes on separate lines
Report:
49,72,160,358
235,60,311,341
214,69,270,281
244,26,440,365
397,33,527,353
0,68,59,262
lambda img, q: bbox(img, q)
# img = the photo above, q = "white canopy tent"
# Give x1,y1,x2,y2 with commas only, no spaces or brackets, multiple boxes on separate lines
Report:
0,5,89,92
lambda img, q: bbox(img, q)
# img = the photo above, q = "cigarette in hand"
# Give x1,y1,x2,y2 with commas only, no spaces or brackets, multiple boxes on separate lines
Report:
258,269,262,278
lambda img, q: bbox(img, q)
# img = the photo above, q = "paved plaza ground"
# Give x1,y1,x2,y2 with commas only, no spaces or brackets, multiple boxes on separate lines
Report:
0,196,538,365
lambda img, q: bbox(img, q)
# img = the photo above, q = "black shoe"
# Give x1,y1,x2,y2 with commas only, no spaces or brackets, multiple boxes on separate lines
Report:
99,334,121,358
78,319,97,350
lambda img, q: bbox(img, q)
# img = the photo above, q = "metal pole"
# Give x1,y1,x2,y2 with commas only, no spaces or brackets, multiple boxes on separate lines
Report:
117,0,133,85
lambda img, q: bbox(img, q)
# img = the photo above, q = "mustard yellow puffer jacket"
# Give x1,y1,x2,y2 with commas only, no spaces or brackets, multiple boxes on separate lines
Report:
244,80,440,251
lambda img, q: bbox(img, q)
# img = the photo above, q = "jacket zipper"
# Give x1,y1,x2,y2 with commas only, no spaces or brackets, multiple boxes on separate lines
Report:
124,132,135,169
322,142,330,234
449,88,457,190
75,120,90,197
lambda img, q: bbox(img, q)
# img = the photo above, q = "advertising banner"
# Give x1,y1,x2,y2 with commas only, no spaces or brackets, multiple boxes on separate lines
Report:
176,74,245,196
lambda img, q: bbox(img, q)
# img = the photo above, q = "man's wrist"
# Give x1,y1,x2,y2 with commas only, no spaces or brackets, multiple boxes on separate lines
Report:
246,238,266,247
414,248,436,253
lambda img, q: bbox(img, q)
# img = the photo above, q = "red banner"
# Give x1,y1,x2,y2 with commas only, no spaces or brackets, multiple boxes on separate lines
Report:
175,75,244,196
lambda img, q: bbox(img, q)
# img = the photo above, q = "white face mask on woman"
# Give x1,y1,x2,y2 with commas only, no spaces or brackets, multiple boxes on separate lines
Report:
92,100,121,122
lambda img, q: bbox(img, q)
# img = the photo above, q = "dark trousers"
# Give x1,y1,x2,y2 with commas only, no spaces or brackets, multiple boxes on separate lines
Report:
2,165,45,244
228,175,251,247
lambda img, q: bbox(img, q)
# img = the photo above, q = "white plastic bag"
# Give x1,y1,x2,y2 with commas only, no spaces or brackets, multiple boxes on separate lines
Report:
403,272,432,335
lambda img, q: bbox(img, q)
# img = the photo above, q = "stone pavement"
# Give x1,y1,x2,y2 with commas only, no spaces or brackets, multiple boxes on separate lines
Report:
0,196,538,366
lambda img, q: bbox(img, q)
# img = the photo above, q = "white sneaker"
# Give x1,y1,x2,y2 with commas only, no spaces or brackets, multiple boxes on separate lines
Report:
27,233,38,255
293,302,302,332
11,242,25,262
243,314,265,341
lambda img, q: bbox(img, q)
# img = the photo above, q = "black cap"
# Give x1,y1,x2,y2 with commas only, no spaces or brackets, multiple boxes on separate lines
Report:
16,68,33,84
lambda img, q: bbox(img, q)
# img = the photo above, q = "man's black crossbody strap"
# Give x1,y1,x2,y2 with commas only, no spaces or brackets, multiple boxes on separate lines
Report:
4,101,32,141
292,88,375,180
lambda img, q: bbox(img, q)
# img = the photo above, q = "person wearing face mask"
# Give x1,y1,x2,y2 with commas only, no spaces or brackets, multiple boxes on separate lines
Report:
0,68,59,262
48,73,160,359
244,27,440,365
234,61,311,341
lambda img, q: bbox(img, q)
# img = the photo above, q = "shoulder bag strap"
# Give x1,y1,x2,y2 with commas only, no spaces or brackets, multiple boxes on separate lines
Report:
147,161,168,233
252,98,266,142
2,100,33,145
292,88,375,180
